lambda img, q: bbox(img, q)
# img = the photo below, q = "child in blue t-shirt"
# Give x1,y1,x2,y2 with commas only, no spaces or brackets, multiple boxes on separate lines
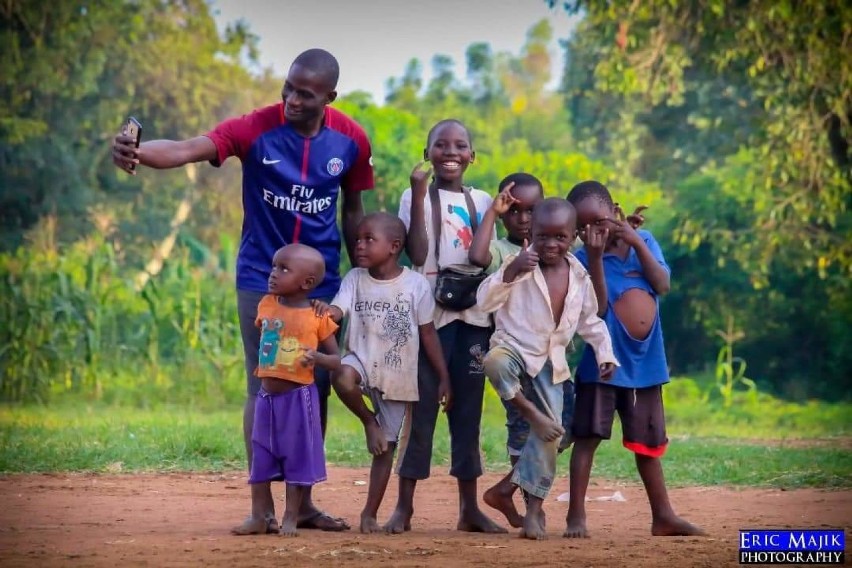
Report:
564,181,704,539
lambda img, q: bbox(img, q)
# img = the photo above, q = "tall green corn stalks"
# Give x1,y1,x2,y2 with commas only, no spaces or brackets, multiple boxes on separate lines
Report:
0,237,242,406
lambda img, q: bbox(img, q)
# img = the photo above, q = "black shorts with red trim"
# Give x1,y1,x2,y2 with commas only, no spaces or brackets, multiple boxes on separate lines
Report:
571,382,668,457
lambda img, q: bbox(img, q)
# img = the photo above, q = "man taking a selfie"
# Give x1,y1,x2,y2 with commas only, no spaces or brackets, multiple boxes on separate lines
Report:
112,48,374,533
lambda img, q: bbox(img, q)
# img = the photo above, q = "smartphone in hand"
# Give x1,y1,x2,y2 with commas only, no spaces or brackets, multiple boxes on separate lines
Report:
123,117,142,171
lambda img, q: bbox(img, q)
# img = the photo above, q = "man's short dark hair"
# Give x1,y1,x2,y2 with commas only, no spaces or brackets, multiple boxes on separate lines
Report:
293,48,340,90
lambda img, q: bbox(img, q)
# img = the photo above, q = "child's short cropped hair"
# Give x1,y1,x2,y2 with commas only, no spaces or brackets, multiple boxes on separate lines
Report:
361,212,407,251
566,180,614,207
499,172,543,193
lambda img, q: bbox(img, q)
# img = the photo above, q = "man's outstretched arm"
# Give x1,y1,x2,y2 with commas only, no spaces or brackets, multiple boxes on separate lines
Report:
113,134,217,173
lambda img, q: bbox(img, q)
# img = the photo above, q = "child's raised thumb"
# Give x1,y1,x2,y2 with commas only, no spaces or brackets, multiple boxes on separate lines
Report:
522,238,528,250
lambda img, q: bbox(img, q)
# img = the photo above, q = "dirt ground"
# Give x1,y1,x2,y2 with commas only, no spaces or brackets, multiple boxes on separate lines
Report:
1,468,849,567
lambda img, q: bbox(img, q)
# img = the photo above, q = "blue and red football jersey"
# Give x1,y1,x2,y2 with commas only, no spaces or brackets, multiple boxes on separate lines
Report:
206,103,373,298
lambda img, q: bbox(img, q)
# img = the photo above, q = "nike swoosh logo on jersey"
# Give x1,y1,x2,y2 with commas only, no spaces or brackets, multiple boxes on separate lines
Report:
262,157,281,165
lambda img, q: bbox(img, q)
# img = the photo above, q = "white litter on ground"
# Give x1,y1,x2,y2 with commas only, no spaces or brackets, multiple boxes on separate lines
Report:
556,490,626,502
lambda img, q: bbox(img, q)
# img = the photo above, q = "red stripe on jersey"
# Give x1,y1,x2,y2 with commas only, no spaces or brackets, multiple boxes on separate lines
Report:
292,215,302,243
301,139,310,181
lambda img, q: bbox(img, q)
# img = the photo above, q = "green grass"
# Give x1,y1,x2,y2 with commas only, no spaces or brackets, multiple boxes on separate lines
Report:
1,389,850,488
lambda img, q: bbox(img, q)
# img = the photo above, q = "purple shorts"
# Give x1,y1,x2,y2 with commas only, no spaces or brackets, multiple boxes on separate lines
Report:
249,383,327,485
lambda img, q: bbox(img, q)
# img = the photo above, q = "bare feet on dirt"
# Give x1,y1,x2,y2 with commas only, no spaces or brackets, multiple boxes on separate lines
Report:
230,516,277,536
483,484,524,528
520,510,547,540
563,510,588,538
280,513,299,537
384,506,413,534
651,514,706,536
359,514,381,534
457,508,508,534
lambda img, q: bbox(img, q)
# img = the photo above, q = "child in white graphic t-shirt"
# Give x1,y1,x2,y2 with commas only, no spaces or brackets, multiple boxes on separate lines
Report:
313,212,451,534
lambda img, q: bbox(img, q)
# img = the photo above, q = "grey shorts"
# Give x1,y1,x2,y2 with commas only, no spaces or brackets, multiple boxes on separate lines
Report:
342,354,411,443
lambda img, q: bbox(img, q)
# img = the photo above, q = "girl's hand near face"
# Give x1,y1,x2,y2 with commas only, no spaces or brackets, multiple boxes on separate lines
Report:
410,161,433,201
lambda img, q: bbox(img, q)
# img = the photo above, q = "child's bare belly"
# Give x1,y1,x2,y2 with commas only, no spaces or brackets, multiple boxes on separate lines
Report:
261,377,304,394
612,288,657,340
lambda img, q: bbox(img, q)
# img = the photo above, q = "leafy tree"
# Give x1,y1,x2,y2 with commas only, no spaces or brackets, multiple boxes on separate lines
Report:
0,0,266,264
557,0,850,275
555,0,852,396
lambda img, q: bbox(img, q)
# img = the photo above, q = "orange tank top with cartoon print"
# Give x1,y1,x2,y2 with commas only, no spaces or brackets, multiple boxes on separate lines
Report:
254,295,338,384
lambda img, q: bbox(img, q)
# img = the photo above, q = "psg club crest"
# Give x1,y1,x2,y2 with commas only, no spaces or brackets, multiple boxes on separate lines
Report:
327,157,344,176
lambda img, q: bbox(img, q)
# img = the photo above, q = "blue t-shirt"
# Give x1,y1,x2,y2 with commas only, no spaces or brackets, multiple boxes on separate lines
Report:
206,104,374,298
574,229,670,388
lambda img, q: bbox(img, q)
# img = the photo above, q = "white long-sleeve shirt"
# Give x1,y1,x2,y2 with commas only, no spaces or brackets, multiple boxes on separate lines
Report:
476,253,619,384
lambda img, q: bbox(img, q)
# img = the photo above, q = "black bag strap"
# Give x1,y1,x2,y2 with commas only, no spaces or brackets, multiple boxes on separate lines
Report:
429,184,442,263
428,184,479,265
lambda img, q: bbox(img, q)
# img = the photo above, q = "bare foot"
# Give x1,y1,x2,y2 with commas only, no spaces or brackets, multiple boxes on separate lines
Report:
383,506,412,534
231,516,276,536
563,511,588,538
457,509,508,534
652,515,706,536
483,483,524,528
280,513,299,537
365,420,388,456
360,514,381,534
527,412,565,442
520,509,547,540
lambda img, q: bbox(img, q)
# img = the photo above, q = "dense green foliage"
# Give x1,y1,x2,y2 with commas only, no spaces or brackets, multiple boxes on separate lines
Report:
555,0,851,397
0,0,849,404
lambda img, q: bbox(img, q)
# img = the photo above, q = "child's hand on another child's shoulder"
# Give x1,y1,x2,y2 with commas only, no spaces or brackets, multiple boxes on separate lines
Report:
410,161,433,200
503,239,538,282
310,299,342,321
310,299,331,317
490,182,519,215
